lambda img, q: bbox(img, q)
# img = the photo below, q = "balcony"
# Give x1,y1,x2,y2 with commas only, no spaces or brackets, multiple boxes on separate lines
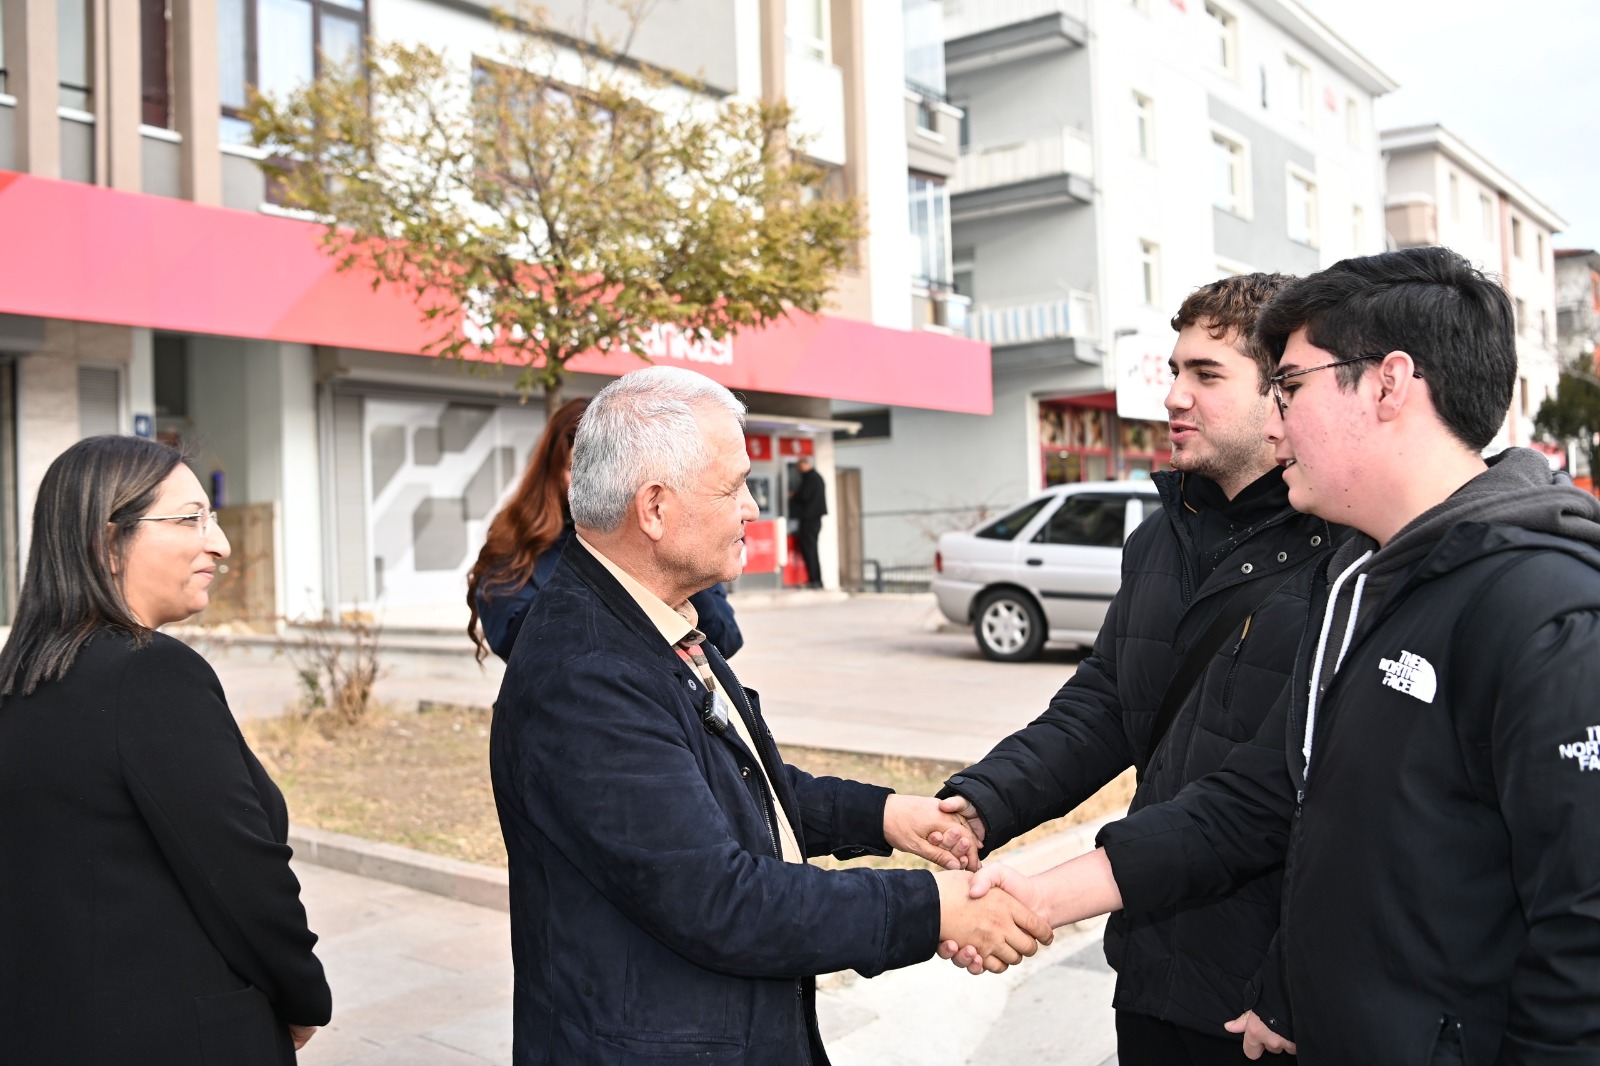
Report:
950,127,1094,221
786,52,847,166
969,291,1100,368
942,0,1088,75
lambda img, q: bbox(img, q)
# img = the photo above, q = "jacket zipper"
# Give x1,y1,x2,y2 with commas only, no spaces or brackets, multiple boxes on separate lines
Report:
1219,615,1253,709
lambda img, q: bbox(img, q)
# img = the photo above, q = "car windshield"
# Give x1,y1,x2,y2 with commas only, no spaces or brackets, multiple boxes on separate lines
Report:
974,497,1051,541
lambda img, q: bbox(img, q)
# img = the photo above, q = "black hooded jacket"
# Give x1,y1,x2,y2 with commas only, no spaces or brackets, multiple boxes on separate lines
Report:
1099,449,1600,1064
942,467,1336,1035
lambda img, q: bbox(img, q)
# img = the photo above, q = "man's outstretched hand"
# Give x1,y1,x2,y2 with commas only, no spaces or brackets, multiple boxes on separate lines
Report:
933,869,1052,973
884,794,981,871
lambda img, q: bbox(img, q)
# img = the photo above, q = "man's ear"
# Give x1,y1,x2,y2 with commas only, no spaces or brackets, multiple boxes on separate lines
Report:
634,482,671,543
1374,350,1419,423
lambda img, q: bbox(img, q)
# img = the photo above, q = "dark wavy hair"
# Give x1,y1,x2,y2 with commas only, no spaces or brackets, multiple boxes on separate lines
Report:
1171,272,1297,385
465,398,588,662
0,435,186,700
1254,247,1516,450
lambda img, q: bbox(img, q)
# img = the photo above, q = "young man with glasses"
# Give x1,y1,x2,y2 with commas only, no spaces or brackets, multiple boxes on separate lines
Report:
956,247,1600,1063
933,273,1339,1064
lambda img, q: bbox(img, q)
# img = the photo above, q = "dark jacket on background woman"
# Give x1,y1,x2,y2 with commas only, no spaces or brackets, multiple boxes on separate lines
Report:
0,629,332,1066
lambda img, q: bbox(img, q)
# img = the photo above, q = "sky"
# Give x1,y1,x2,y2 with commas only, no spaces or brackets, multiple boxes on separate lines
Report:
1301,0,1600,251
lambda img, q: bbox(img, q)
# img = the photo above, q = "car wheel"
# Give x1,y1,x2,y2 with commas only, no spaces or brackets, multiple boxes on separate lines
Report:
974,589,1047,662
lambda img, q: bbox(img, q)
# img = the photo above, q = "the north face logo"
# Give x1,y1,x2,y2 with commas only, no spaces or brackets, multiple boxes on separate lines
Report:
1378,650,1436,703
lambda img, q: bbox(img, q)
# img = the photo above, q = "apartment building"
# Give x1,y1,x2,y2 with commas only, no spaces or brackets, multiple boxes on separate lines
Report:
1555,248,1600,372
1383,123,1567,458
833,0,1394,568
0,0,986,623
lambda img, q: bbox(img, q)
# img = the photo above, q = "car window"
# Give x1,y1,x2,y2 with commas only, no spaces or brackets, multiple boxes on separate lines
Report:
1032,494,1128,548
974,497,1051,541
1139,498,1162,524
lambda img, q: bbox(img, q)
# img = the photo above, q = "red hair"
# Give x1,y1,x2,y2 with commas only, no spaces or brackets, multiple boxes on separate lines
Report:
466,397,588,662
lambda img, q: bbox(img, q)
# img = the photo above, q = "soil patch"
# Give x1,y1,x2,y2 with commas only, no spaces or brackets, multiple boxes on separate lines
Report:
246,705,1134,871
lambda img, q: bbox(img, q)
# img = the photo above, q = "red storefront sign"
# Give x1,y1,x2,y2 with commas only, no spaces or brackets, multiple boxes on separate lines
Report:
742,519,780,574
745,435,773,461
777,437,814,458
0,171,994,415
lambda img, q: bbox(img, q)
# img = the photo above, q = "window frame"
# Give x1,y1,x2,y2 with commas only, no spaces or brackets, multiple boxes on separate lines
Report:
219,0,367,144
1210,124,1251,217
1285,54,1313,126
1204,1,1240,77
1139,239,1161,307
1286,165,1319,248
1133,90,1155,160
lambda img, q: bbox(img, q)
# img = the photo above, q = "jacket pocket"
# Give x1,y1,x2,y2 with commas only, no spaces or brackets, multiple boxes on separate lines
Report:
1426,1014,1466,1066
194,985,290,1066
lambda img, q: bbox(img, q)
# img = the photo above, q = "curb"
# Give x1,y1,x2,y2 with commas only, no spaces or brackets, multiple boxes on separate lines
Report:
289,824,509,912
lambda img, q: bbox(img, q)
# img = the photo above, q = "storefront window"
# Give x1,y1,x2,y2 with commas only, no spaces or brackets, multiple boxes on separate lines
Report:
1039,400,1170,486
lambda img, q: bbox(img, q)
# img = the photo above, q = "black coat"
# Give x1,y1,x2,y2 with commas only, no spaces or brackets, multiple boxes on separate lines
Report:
1100,524,1600,1064
0,630,331,1066
790,468,827,521
942,470,1335,1034
491,540,940,1065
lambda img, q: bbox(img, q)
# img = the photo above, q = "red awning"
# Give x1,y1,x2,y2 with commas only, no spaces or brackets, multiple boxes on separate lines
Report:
0,171,992,414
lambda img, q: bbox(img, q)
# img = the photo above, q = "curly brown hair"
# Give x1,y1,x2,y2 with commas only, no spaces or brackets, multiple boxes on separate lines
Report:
1170,273,1296,383
465,397,588,662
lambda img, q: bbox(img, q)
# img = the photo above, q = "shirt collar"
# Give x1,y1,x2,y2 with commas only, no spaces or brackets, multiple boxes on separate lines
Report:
576,534,700,645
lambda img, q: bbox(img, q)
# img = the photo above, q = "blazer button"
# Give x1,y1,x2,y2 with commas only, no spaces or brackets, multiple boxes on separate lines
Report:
741,767,751,779
1241,562,1254,574
1277,552,1288,562
1311,535,1323,546
687,678,698,691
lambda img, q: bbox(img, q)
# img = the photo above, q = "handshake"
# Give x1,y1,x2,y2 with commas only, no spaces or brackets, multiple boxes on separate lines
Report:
883,794,1055,976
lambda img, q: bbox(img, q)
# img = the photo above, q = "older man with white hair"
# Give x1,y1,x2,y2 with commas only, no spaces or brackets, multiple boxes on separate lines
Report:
490,366,1052,1066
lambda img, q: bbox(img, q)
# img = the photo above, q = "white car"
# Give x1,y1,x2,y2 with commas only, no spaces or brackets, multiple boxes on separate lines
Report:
932,480,1161,662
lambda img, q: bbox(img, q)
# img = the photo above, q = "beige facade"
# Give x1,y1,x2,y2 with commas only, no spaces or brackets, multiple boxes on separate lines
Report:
1382,124,1568,454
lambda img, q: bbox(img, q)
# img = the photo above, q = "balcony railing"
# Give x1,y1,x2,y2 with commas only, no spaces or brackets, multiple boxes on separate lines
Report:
952,126,1093,194
969,292,1096,346
941,0,1088,41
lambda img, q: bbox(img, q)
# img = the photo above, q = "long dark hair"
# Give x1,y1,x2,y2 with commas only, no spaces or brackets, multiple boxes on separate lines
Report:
465,398,588,662
0,435,185,700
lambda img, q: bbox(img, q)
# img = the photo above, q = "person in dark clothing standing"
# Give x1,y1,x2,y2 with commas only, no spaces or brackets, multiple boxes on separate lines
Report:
959,248,1600,1065
933,273,1331,1064
789,454,828,588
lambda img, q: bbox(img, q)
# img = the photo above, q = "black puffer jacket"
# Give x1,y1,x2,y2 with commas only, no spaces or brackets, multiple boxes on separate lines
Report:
942,468,1335,1035
1100,451,1600,1063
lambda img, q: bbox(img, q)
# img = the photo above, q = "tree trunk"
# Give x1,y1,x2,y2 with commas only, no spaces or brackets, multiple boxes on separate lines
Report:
544,378,565,418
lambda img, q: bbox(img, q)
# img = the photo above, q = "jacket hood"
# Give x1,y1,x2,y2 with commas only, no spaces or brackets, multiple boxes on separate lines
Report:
1326,446,1600,581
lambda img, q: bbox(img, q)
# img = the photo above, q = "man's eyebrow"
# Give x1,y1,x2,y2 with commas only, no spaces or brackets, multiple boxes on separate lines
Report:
1171,356,1228,372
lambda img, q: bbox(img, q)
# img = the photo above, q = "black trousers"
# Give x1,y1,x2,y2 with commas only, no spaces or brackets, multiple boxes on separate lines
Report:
1116,1010,1264,1066
797,517,823,586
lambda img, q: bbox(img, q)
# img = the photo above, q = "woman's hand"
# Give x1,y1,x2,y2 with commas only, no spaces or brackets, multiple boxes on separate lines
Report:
288,1024,319,1050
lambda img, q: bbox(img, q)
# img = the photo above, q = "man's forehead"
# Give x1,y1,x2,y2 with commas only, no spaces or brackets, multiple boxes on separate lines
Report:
1277,329,1332,373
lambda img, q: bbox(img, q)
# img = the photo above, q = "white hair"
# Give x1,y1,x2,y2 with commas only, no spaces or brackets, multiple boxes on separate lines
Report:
569,366,746,532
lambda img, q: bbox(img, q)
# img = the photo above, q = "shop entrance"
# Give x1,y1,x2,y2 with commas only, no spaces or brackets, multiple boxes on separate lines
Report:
1039,393,1170,487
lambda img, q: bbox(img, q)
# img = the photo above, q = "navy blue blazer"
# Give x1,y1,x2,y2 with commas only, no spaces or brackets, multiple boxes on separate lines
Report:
490,539,939,1065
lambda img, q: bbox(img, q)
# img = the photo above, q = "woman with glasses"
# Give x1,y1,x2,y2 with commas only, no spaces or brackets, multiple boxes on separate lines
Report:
0,435,331,1065
468,397,742,663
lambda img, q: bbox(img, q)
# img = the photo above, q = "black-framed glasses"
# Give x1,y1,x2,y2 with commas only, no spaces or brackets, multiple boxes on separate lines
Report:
1268,355,1422,418
137,507,218,538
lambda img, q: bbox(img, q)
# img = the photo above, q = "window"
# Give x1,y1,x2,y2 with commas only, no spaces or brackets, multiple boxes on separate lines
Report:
834,409,890,442
1286,56,1312,125
902,0,945,99
1140,240,1161,305
1541,309,1550,346
1345,95,1360,146
1352,204,1365,251
1204,3,1238,75
1287,169,1318,246
975,497,1052,541
1212,131,1248,214
788,0,829,62
1033,495,1129,548
1481,193,1495,241
1259,65,1269,108
1133,92,1154,160
141,0,172,128
59,0,92,111
1448,171,1460,221
1515,298,1527,335
956,101,970,150
1519,376,1530,416
908,175,952,286
1538,232,1546,270
218,0,367,144
1511,216,1524,258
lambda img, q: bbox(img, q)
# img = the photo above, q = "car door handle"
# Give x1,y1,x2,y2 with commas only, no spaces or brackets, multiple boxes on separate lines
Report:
1026,558,1043,566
